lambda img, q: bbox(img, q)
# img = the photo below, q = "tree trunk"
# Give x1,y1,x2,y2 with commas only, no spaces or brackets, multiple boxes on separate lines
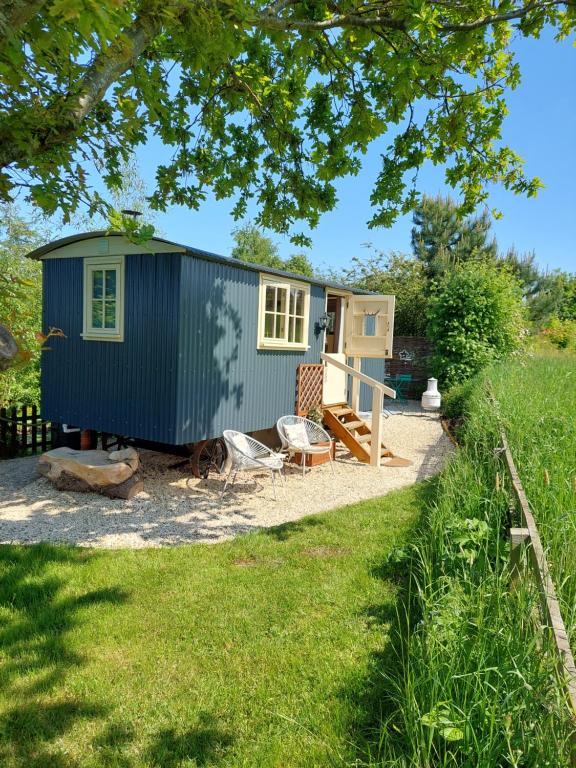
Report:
0,324,18,371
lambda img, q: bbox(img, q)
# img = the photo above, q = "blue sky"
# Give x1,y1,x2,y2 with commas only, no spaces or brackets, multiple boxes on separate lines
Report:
75,27,576,275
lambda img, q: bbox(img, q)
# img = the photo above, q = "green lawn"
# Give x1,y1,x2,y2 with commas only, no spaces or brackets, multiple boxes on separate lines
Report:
0,483,430,768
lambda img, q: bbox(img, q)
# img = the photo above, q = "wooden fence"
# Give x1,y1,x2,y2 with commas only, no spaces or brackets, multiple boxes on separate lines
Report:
0,405,55,459
499,430,576,721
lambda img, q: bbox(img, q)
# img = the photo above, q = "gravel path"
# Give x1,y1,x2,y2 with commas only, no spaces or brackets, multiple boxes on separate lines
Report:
0,411,454,548
0,455,39,492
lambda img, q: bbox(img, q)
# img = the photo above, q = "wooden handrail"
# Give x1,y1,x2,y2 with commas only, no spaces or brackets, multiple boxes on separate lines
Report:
320,353,396,399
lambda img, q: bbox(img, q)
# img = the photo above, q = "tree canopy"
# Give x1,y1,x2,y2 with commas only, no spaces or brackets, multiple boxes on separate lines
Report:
231,222,314,275
411,194,497,281
1,1,573,242
0,204,44,405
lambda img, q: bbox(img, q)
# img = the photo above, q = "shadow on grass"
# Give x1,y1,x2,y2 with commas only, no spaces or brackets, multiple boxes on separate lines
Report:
0,544,129,766
146,713,234,767
261,515,325,541
341,478,439,765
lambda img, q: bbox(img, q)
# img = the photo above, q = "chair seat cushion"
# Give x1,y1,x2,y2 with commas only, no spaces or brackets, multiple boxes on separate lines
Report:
230,432,251,456
252,454,284,469
283,422,310,450
298,444,332,454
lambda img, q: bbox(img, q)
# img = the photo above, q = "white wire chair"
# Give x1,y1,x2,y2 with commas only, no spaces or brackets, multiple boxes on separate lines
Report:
221,430,285,500
276,415,335,477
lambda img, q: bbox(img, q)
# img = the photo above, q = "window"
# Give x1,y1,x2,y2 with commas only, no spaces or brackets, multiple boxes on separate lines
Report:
258,275,310,350
83,256,124,341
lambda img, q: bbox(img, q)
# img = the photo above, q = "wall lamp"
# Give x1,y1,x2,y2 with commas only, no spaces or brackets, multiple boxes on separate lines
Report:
317,312,331,331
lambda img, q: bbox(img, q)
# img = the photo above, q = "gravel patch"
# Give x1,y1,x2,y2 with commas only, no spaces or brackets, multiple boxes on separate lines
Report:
0,411,454,548
0,455,39,492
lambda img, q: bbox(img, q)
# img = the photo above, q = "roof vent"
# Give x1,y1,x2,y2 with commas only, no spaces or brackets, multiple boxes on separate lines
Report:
120,209,142,218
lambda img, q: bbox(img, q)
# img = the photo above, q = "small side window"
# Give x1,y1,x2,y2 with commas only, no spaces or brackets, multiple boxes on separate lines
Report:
83,256,124,341
258,275,310,350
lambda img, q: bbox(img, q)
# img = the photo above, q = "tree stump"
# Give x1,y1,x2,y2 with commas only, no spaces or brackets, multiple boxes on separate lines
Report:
38,446,143,499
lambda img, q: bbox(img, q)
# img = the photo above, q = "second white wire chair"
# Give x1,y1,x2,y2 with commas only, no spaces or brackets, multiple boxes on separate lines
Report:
276,415,335,477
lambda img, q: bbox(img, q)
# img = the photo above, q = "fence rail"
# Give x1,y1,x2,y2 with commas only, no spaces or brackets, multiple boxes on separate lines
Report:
499,430,576,720
0,405,55,459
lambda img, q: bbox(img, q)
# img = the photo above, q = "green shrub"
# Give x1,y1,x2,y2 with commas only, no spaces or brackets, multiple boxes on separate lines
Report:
441,380,475,421
543,316,576,349
427,262,525,387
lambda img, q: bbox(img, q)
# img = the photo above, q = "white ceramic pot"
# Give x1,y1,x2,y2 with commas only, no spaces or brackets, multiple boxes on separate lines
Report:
421,378,441,411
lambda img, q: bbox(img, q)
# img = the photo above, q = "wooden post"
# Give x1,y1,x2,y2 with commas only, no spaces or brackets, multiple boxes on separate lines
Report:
31,405,38,454
351,357,361,413
0,407,6,458
10,406,18,454
370,387,383,467
509,527,530,591
80,429,96,450
21,405,28,453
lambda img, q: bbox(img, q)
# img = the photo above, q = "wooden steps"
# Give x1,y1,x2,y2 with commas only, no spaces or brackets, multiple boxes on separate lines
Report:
322,403,393,464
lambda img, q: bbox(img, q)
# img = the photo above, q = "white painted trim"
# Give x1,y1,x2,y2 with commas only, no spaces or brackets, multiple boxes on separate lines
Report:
323,289,346,355
324,287,353,298
82,255,125,342
41,236,185,259
257,273,311,351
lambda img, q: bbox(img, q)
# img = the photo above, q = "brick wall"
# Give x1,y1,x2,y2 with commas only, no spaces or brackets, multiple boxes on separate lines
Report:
388,336,434,398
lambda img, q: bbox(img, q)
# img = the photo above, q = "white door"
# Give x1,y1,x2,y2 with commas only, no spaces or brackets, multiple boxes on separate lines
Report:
344,295,395,358
323,352,348,405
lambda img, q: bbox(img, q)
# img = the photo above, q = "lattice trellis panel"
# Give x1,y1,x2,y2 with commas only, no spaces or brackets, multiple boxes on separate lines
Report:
295,363,324,416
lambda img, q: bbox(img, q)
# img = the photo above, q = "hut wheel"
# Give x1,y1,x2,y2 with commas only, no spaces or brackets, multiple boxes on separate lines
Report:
190,438,228,479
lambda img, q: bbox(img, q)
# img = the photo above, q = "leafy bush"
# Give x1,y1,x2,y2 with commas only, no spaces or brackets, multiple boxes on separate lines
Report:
542,316,576,349
427,262,525,387
0,206,44,407
441,379,475,422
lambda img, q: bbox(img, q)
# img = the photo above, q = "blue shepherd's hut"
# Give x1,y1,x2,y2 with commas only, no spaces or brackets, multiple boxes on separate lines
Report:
31,232,395,461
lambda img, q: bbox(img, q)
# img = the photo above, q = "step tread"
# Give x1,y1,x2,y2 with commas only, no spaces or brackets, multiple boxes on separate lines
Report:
329,407,353,416
356,434,372,443
343,420,365,430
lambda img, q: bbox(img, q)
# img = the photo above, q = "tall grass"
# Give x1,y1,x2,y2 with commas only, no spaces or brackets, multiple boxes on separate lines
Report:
377,355,575,767
491,355,576,645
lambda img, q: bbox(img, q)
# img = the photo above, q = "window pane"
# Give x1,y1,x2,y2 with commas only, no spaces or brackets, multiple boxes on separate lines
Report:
276,287,287,314
92,301,103,328
92,270,103,300
104,300,116,329
105,269,116,299
264,313,275,338
294,317,303,343
265,286,275,312
294,289,304,317
288,316,295,342
364,315,376,337
275,314,285,339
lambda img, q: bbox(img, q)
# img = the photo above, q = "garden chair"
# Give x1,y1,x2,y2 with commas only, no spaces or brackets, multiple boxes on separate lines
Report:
276,415,335,478
221,430,285,501
393,374,412,412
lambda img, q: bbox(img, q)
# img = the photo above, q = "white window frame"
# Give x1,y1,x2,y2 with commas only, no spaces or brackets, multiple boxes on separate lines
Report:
257,274,311,351
82,255,125,342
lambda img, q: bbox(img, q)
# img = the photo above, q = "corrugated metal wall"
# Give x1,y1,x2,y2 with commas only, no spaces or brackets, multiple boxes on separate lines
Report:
358,358,388,412
176,256,325,444
41,253,182,442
